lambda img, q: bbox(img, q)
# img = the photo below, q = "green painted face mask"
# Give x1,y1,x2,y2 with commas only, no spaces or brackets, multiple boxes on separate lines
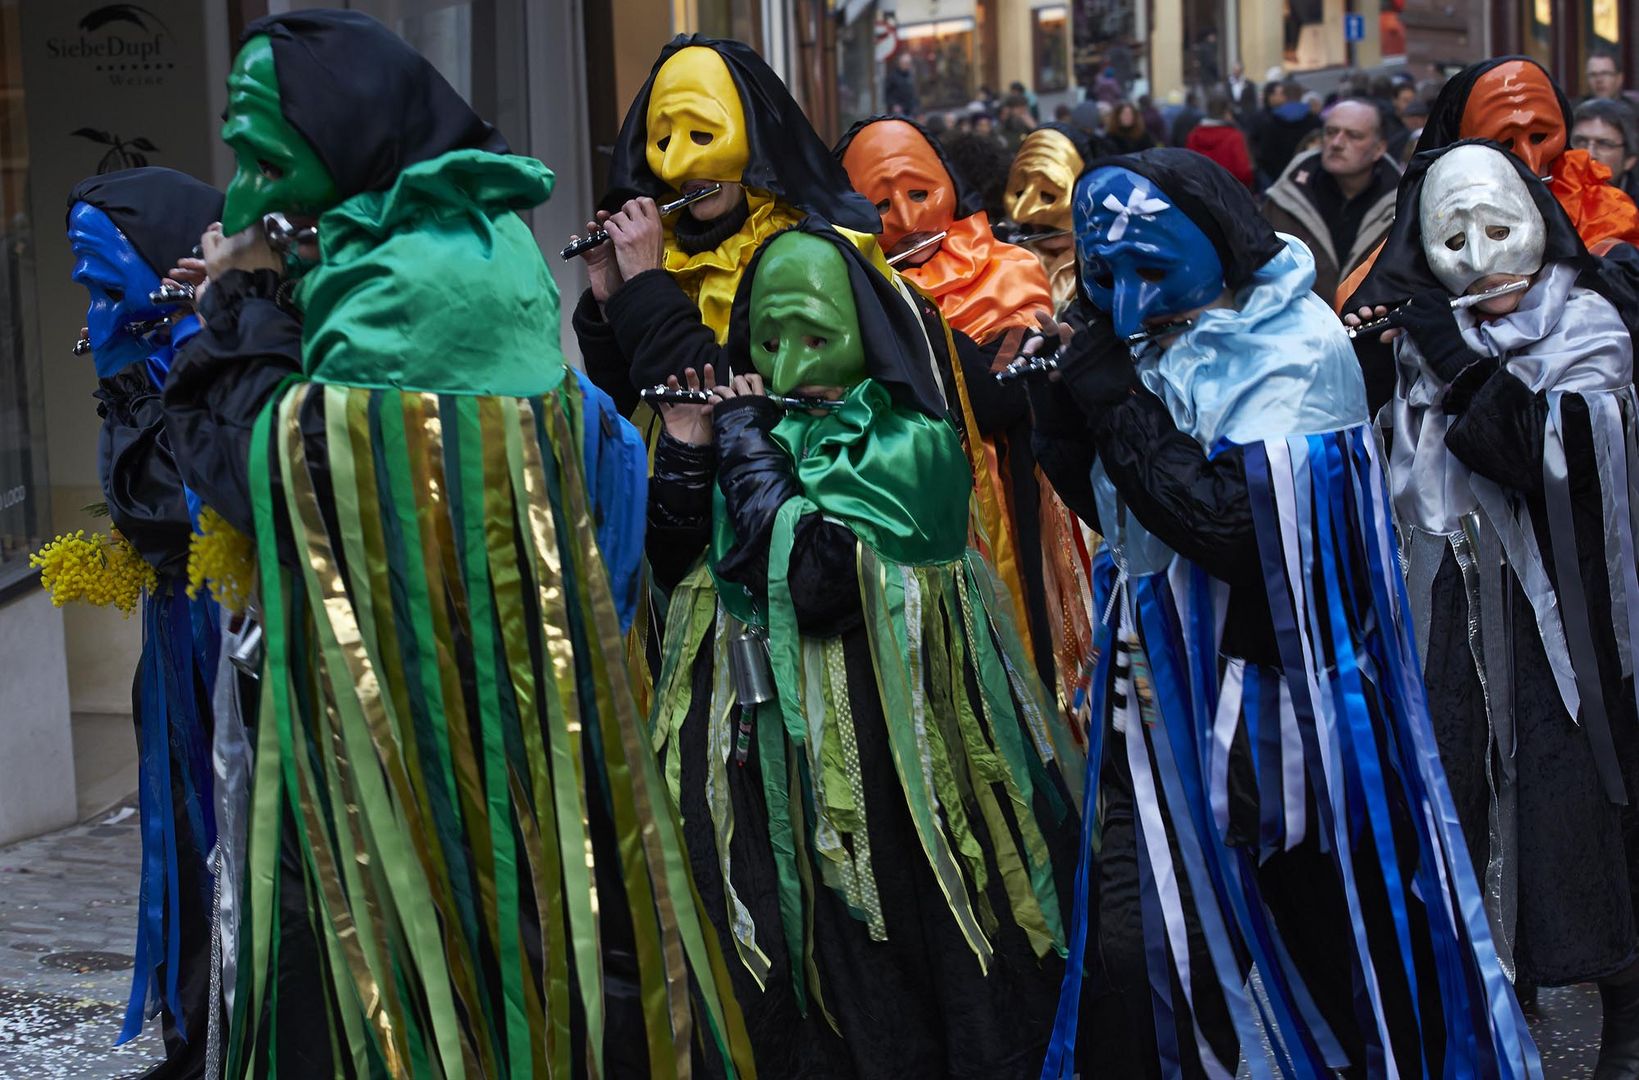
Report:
748,232,867,395
220,35,339,235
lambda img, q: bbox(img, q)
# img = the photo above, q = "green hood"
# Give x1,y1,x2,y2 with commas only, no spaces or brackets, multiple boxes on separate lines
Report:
295,148,564,396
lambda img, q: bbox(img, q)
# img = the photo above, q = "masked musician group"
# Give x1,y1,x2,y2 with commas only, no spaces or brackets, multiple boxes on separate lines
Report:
53,9,1639,1078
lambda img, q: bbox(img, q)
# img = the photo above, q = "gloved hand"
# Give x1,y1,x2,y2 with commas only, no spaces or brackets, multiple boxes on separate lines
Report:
1056,310,1137,411
712,393,801,584
1387,291,1485,385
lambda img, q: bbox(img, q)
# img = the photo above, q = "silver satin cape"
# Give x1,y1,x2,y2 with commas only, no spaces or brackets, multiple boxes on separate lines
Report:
1389,260,1638,977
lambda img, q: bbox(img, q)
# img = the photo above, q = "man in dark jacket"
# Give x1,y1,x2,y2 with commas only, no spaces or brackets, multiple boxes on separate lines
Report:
1249,78,1321,184
885,49,918,115
1262,97,1398,302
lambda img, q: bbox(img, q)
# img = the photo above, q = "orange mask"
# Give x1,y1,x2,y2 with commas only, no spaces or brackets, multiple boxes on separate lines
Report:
840,119,958,254
1460,60,1567,178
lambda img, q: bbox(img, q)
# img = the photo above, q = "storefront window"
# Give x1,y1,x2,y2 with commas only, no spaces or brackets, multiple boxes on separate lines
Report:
0,0,46,593
900,17,977,112
1032,5,1069,93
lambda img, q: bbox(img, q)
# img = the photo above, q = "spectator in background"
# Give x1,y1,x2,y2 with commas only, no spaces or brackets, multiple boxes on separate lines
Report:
1169,89,1204,147
1573,97,1639,203
972,111,1002,146
1093,65,1124,104
1069,99,1103,141
1226,61,1255,107
1185,89,1254,187
1262,97,1399,301
1585,48,1639,106
1398,98,1430,165
1106,99,1156,153
1009,79,1040,121
1138,93,1168,144
999,91,1037,151
1250,77,1322,185
885,50,918,115
1393,79,1419,119
1054,102,1072,123
940,129,1014,222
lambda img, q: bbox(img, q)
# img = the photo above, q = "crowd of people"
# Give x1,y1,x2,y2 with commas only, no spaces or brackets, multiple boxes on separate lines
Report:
40,9,1639,1078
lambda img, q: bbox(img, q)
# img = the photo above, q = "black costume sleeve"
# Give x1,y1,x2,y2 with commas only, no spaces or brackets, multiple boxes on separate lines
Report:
96,365,194,576
1027,376,1103,533
1091,388,1258,582
954,329,1029,434
604,269,728,391
710,395,863,636
161,269,304,537
1443,368,1548,498
571,287,642,417
712,396,800,586
647,432,715,591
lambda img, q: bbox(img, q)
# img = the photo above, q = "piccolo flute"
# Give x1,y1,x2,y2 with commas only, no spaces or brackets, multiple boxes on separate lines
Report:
887,231,947,267
640,384,844,412
560,184,722,260
1345,278,1530,339
995,316,1198,384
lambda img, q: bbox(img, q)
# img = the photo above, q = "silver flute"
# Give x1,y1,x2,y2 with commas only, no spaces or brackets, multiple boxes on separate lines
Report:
1345,278,1531,339
560,184,723,260
640,384,844,412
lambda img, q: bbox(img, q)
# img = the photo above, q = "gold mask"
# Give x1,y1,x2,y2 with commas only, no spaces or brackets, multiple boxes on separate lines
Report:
1004,128,1084,308
1004,128,1083,232
645,46,751,191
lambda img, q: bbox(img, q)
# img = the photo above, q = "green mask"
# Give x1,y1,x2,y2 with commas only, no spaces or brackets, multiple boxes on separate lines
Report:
220,35,339,235
748,232,867,394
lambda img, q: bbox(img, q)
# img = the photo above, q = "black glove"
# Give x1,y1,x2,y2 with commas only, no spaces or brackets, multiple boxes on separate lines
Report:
1387,291,1485,385
1055,311,1137,412
712,395,801,584
1440,352,1500,416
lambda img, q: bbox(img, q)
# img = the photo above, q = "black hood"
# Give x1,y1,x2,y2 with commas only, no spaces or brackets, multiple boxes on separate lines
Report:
1350,138,1592,312
1082,147,1285,290
1416,56,1573,156
833,114,985,220
241,10,509,202
67,167,223,275
607,35,879,232
726,218,947,418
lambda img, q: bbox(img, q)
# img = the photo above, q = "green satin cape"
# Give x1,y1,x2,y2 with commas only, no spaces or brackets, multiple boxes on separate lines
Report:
295,149,564,397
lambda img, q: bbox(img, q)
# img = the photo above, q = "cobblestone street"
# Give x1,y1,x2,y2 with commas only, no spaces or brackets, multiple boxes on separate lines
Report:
0,800,1611,1077
0,800,164,1079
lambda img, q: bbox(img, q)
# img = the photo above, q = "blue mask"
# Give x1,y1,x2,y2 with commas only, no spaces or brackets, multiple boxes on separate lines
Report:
1073,166,1225,339
67,202,169,379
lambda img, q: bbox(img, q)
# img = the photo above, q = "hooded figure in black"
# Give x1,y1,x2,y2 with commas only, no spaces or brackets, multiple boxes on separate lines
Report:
1031,148,1536,1077
65,166,224,1080
1356,138,1639,1073
572,34,884,416
645,217,1080,1079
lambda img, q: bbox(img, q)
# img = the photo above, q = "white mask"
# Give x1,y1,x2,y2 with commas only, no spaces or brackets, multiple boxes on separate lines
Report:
1419,144,1547,296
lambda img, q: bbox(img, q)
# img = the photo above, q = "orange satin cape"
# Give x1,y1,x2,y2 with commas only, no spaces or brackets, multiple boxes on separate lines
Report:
840,118,1054,344
903,214,1056,344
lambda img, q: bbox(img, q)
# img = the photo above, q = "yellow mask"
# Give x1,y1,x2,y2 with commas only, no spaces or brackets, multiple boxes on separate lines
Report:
1004,128,1083,232
645,46,750,191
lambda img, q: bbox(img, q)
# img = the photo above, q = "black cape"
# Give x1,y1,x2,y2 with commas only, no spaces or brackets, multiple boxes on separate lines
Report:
606,34,879,232
242,10,509,201
724,217,947,419
67,167,223,277
833,114,986,221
